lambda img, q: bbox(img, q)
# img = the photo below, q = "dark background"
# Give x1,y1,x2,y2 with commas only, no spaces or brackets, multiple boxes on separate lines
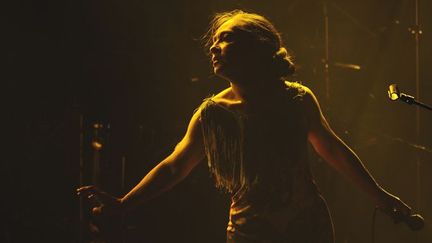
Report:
4,0,432,242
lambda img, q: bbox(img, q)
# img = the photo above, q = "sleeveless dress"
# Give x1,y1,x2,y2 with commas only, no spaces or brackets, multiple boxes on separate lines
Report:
199,82,334,243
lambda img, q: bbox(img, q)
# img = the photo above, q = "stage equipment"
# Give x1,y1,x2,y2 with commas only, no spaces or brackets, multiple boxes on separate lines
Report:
388,84,432,111
321,1,368,101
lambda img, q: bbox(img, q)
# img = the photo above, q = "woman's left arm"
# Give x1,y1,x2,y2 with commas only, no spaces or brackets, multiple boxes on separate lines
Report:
303,86,410,215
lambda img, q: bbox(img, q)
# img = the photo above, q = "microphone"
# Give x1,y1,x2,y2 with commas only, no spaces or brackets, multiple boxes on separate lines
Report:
387,84,400,101
387,84,415,104
388,84,432,111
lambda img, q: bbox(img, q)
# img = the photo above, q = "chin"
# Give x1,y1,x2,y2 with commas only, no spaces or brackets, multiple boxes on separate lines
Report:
213,66,225,77
214,69,231,81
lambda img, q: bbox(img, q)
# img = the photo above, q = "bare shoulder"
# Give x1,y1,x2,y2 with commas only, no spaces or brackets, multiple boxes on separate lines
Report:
213,87,237,103
283,81,322,118
195,87,233,116
204,87,244,110
284,81,309,97
213,87,233,99
192,89,233,126
284,81,317,105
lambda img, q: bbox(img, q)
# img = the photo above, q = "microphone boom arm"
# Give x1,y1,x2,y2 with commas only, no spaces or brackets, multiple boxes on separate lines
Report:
400,93,432,111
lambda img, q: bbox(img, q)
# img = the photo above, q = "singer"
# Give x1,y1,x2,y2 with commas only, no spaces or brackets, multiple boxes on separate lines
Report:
77,10,411,242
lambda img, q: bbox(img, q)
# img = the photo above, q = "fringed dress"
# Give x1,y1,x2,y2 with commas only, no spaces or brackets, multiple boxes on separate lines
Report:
199,82,334,243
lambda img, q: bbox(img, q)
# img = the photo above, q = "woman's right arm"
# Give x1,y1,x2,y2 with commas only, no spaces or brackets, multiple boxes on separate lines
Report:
77,109,206,214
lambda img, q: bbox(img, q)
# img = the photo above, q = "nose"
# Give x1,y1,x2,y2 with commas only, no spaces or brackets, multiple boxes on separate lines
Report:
210,43,221,55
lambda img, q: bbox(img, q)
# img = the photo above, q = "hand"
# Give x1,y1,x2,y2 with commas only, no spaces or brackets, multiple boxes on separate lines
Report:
77,185,123,216
376,188,425,231
376,188,411,221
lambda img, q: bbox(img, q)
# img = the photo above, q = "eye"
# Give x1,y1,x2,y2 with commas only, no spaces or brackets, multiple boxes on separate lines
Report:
213,31,235,44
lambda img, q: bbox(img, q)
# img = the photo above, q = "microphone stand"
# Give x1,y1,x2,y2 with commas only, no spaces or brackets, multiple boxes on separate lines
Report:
394,93,432,111
411,1,423,242
323,1,330,101
78,114,84,243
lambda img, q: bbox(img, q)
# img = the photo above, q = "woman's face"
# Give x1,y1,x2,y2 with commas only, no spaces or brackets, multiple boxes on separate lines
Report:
210,18,256,80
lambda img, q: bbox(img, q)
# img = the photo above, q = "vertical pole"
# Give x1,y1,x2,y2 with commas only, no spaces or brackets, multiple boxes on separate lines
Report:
121,156,126,191
414,0,421,242
323,1,330,101
79,114,84,243
121,156,126,243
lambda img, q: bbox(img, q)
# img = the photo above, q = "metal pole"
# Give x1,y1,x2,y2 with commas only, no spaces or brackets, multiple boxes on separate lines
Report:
323,1,330,101
413,0,422,241
121,156,126,191
79,114,84,243
121,156,126,243
413,0,421,213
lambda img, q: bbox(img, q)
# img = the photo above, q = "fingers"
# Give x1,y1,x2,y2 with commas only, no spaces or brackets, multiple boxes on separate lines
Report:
376,192,411,219
390,196,411,214
77,185,119,204
76,186,122,216
76,186,115,218
86,193,102,203
76,186,112,200
383,198,412,222
77,186,104,206
77,185,107,203
76,185,99,196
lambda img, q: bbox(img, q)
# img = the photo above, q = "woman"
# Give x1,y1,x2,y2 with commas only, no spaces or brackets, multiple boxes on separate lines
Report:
78,10,411,242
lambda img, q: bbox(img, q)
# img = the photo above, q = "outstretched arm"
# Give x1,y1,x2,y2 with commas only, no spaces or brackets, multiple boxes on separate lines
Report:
120,109,205,209
77,109,205,214
303,86,410,214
